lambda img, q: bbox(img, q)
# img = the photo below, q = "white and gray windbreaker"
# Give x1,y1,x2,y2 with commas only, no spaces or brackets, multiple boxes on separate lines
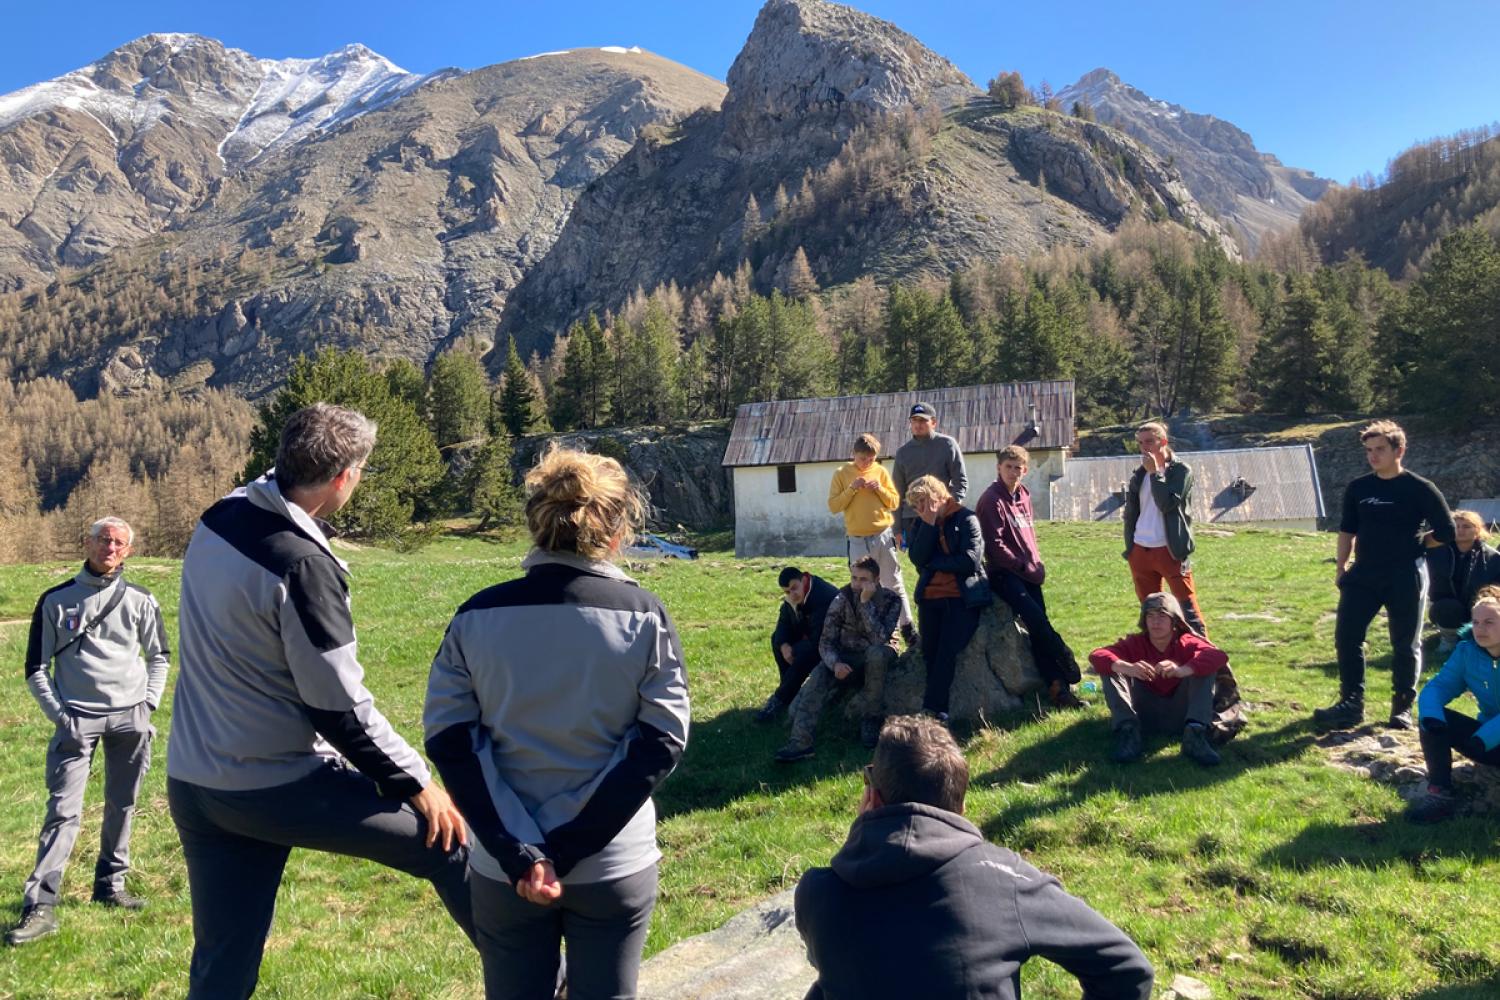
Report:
424,550,690,886
167,475,430,797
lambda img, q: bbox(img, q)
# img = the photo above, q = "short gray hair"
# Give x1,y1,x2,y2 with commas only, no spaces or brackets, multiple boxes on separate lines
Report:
88,516,134,544
274,403,377,491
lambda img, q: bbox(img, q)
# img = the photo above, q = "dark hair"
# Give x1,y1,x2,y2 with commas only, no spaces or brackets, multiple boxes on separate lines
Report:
851,555,881,578
997,444,1030,465
853,433,881,456
778,566,804,587
1360,419,1406,452
870,715,968,813
275,403,376,491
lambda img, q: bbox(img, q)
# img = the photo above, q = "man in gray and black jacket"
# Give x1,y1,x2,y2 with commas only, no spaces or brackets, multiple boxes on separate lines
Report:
167,403,473,999
7,517,168,946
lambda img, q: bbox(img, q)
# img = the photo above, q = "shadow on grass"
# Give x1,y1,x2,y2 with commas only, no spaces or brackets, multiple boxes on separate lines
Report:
1406,978,1500,1000
1259,812,1500,870
976,715,1321,840
657,705,876,820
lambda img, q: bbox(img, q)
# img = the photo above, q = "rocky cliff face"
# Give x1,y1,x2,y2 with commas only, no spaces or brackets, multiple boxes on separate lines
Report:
499,0,1236,354
1057,68,1331,252
0,34,432,290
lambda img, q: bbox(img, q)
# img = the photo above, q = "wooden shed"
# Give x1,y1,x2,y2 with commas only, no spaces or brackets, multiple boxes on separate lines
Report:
722,381,1076,557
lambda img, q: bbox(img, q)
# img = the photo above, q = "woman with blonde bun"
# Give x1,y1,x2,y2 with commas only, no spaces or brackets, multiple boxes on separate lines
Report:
424,445,690,999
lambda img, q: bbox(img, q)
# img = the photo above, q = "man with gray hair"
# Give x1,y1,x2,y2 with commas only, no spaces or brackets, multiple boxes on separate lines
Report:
7,516,169,946
167,402,474,998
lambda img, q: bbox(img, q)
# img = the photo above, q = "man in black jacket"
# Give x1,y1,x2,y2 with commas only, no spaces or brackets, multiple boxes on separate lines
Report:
795,715,1153,1000
757,567,840,723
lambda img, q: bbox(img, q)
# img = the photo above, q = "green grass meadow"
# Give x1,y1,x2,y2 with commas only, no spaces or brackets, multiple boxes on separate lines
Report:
1,524,1497,998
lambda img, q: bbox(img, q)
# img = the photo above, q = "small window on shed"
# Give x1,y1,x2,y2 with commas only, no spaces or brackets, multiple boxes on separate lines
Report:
777,465,797,493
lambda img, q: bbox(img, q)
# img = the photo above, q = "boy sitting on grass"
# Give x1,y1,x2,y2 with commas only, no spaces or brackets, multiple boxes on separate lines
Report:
1407,584,1500,823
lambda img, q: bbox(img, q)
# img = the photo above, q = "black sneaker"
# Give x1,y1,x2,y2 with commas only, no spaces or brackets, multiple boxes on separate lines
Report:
1111,721,1143,763
1312,694,1364,729
6,904,58,946
92,888,147,910
774,743,815,763
1181,724,1222,767
1388,692,1416,730
1405,786,1458,823
860,717,884,749
1047,680,1085,711
753,694,786,725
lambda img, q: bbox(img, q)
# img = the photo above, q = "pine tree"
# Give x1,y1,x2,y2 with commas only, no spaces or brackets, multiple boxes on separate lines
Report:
466,434,523,530
427,349,490,447
778,246,819,299
498,338,540,438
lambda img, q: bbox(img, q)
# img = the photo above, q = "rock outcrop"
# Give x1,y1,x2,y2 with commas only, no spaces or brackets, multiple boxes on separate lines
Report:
846,600,1043,723
499,0,1236,351
637,890,812,1000
1057,68,1331,253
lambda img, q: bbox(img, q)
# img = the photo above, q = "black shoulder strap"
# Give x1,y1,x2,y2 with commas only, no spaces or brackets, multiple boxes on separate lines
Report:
52,578,128,661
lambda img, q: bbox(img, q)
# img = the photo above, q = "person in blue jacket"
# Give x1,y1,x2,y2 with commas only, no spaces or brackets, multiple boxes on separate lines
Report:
1407,584,1500,823
905,475,991,722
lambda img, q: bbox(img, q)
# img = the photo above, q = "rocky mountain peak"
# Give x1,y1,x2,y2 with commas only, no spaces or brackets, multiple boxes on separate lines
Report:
1072,67,1120,90
723,0,977,120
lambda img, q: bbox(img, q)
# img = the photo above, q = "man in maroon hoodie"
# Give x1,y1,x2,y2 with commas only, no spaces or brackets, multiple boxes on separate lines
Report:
975,445,1082,710
1089,592,1225,766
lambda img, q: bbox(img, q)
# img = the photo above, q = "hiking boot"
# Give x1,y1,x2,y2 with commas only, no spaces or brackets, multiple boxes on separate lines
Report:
1312,694,1364,729
753,694,786,724
860,716,884,749
6,905,58,946
1405,786,1458,824
774,742,815,763
92,888,146,910
1181,723,1222,767
1388,691,1416,730
1111,721,1143,763
1047,680,1085,711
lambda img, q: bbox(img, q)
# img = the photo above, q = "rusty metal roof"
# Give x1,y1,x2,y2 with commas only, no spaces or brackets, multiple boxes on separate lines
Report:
1049,444,1325,524
721,381,1076,468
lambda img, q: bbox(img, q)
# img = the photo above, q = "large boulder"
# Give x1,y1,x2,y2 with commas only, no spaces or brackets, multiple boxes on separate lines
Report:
637,889,813,1000
844,599,1044,723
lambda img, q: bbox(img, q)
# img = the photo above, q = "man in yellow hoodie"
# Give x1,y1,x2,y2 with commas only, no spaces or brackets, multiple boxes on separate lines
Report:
829,433,913,634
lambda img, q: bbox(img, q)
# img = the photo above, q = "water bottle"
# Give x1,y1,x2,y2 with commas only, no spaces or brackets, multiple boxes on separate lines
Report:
1080,679,1099,696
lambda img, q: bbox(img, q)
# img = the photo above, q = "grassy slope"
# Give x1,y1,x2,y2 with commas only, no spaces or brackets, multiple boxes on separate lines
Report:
1,525,1497,999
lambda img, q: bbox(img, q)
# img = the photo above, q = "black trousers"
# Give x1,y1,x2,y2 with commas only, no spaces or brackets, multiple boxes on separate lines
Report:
1419,708,1500,789
990,574,1080,686
917,597,980,715
771,636,821,706
1428,597,1469,630
169,763,473,1000
1334,564,1426,700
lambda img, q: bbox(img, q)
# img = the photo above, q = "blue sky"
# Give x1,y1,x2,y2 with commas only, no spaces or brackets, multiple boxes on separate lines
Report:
3,0,1497,184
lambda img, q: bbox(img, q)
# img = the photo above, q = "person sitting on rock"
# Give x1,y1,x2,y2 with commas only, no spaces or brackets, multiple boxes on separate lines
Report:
1407,585,1500,823
1423,510,1500,656
976,444,1083,711
905,475,989,725
775,557,901,761
795,715,1154,1000
1088,592,1227,767
756,566,839,724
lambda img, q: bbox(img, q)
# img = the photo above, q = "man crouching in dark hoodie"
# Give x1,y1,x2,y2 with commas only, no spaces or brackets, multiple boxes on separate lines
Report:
793,715,1153,1000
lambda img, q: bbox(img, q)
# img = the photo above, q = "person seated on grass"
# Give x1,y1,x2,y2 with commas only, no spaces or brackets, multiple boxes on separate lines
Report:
757,566,840,724
794,715,1155,1000
906,474,990,725
775,557,901,762
1407,585,1500,823
1088,592,1227,767
1423,510,1500,656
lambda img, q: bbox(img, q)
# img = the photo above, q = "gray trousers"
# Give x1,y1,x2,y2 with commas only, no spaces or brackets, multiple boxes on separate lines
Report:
1102,673,1217,735
23,703,153,907
168,762,473,1000
474,864,658,1000
788,646,896,748
847,529,913,628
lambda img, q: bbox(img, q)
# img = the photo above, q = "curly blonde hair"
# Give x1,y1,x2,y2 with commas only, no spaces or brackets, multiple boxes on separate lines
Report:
904,474,951,510
524,444,645,560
